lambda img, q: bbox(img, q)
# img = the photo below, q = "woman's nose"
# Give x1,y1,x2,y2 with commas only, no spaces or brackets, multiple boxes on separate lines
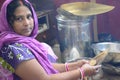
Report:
23,18,29,26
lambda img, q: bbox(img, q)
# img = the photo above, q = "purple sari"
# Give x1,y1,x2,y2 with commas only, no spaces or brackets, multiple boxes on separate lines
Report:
0,0,58,79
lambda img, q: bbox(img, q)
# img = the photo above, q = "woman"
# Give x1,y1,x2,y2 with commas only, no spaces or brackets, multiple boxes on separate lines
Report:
0,0,101,80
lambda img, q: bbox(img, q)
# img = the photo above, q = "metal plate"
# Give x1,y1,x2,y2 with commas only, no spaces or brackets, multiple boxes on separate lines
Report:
60,2,115,16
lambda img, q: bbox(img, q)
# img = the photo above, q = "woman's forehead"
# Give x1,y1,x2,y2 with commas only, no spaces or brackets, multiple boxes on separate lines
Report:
14,5,32,16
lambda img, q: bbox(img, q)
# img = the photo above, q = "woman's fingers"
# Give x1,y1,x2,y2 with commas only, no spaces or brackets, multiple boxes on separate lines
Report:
94,65,101,69
81,64,101,76
94,65,101,73
80,59,89,64
77,59,89,67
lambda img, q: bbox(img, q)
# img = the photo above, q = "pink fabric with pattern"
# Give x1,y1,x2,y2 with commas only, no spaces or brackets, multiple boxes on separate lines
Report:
0,65,13,80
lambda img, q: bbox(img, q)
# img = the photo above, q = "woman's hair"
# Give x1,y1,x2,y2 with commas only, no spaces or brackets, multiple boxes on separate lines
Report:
7,0,33,27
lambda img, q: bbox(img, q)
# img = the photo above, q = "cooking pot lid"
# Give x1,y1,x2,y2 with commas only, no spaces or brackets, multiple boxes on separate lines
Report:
60,2,115,16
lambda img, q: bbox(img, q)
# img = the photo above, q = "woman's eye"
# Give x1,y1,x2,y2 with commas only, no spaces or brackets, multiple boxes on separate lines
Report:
15,17,23,22
27,15,33,19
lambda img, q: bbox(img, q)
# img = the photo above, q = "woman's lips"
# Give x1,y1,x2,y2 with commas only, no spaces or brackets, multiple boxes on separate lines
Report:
22,28,32,33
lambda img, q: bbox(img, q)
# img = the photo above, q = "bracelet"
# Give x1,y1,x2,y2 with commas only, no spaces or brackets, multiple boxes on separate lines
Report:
79,68,84,80
65,63,69,71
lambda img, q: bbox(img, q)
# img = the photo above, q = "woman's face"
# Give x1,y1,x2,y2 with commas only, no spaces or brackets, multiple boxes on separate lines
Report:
12,5,34,36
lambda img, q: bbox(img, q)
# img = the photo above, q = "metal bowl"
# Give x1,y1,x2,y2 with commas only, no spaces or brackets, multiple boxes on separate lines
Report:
91,42,120,63
91,42,120,75
91,42,120,54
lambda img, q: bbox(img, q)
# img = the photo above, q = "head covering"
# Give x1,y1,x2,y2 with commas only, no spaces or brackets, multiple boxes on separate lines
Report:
0,0,58,74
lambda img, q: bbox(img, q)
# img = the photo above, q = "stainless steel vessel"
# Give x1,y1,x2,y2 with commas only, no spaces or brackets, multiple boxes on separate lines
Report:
56,2,114,63
56,14,94,62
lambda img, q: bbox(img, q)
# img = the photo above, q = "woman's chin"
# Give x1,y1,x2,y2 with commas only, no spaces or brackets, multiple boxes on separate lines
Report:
21,32,31,37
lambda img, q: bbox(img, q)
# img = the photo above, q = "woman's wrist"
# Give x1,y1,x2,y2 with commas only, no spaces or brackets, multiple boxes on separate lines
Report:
78,68,85,80
65,63,69,71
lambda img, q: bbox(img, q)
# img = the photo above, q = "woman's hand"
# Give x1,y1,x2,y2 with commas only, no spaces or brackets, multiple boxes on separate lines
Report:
80,64,101,76
77,59,89,67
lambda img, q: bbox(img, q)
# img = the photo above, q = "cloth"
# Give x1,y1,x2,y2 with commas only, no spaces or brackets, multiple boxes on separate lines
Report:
0,43,35,80
0,43,35,70
0,65,13,80
42,43,58,63
0,42,58,80
0,0,59,79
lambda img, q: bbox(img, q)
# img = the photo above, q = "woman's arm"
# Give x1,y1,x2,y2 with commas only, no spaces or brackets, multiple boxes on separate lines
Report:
16,59,100,80
52,59,89,72
15,59,81,80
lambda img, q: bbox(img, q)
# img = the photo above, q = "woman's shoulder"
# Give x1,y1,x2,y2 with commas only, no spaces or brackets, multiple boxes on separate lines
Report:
0,42,35,69
1,43,30,52
9,43,28,49
1,43,28,55
2,43,26,49
0,42,35,60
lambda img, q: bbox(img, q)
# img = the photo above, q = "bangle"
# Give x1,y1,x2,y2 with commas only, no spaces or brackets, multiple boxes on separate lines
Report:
65,63,69,71
79,68,84,80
